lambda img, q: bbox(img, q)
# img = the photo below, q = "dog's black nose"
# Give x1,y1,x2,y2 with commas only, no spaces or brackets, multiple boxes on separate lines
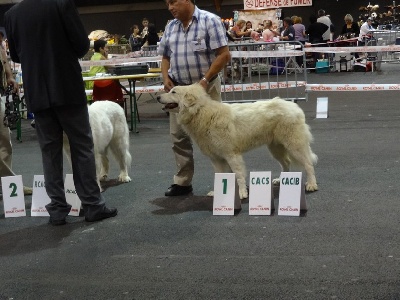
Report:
156,96,161,102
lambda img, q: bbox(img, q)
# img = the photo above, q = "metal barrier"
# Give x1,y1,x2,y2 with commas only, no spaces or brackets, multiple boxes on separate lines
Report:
141,45,159,59
222,41,307,103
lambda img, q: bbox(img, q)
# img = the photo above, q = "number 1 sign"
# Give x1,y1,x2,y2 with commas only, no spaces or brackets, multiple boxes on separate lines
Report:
1,175,26,217
213,173,238,215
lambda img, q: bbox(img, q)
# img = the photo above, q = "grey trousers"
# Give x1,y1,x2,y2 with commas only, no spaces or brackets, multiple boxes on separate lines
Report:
34,104,105,220
169,78,222,186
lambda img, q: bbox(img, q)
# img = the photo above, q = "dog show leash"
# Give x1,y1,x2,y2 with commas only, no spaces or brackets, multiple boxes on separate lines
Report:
3,84,21,129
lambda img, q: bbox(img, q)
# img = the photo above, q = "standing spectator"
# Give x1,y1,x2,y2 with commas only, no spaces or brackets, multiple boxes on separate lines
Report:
279,17,295,41
306,15,329,45
141,18,149,39
158,0,231,196
5,0,117,225
141,23,159,47
0,32,7,53
293,16,307,43
317,9,333,43
0,43,32,195
306,15,329,68
129,24,142,51
262,20,279,42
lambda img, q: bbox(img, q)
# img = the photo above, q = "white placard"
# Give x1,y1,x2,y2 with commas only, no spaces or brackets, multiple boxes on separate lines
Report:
213,173,237,215
31,175,50,216
1,175,26,218
278,172,306,216
249,171,273,215
316,97,329,119
64,174,81,216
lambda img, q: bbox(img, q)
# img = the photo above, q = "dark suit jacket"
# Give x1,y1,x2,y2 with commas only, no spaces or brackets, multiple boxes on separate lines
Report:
5,0,89,113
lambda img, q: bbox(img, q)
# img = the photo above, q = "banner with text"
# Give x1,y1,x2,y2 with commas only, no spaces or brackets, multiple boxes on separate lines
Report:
244,0,312,10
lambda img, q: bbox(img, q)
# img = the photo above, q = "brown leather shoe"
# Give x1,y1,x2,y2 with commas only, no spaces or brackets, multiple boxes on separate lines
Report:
165,184,193,196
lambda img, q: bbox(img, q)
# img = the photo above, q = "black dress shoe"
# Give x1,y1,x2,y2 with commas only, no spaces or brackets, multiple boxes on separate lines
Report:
48,218,67,226
165,184,193,196
85,207,118,222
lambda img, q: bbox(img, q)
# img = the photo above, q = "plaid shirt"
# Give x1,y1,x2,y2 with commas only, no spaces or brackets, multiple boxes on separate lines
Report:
158,6,227,85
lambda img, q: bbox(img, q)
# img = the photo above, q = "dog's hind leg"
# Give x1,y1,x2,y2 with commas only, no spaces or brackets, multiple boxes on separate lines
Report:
268,143,291,186
94,152,104,191
286,144,318,192
99,153,109,181
110,140,132,183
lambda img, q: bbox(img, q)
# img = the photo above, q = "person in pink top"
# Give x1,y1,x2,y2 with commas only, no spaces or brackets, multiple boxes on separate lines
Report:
262,20,279,42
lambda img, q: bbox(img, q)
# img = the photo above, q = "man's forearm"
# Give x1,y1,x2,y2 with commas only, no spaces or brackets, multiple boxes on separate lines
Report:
203,47,231,81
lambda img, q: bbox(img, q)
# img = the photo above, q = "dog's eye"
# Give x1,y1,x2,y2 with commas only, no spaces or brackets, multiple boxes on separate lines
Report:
171,91,176,94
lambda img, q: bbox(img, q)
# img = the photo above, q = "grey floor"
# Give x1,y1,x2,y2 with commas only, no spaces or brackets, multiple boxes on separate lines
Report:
1,63,400,299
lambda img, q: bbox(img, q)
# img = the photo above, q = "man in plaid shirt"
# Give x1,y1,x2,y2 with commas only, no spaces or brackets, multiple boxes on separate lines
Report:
158,0,231,197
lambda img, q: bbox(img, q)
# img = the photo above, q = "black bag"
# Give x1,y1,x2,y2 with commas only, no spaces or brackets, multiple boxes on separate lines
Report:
3,85,21,130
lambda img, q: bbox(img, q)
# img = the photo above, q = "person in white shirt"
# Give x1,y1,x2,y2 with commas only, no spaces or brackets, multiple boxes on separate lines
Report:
358,17,374,45
317,9,332,43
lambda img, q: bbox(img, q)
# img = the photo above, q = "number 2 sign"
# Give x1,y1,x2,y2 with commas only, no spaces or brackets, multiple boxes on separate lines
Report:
1,175,26,217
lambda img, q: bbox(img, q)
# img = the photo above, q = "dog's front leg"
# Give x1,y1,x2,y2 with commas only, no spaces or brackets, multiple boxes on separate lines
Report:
207,157,232,197
225,155,248,199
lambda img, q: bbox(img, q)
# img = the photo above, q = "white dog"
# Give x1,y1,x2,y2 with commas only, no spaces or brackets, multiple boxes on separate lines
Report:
63,100,132,189
157,84,318,199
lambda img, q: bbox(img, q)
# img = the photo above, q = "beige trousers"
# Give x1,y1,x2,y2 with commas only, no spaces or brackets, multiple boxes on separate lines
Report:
0,98,15,178
169,78,221,186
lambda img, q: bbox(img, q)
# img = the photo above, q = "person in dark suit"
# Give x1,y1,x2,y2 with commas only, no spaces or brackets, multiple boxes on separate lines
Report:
5,0,117,225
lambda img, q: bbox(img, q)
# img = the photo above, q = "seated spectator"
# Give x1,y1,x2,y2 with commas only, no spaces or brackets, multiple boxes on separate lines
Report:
88,40,123,103
230,20,251,39
340,14,360,40
358,17,374,45
256,23,264,33
245,21,253,32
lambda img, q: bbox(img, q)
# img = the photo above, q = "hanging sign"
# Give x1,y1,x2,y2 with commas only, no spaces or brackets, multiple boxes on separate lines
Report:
244,0,313,10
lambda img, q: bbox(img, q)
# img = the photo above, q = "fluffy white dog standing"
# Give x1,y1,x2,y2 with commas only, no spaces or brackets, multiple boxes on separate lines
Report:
63,100,132,189
157,83,318,199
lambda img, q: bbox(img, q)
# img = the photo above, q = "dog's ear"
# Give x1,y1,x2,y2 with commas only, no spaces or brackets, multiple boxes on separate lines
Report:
181,91,197,108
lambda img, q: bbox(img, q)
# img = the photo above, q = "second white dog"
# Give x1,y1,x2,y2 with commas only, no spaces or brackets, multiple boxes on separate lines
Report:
157,83,318,199
63,100,132,189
